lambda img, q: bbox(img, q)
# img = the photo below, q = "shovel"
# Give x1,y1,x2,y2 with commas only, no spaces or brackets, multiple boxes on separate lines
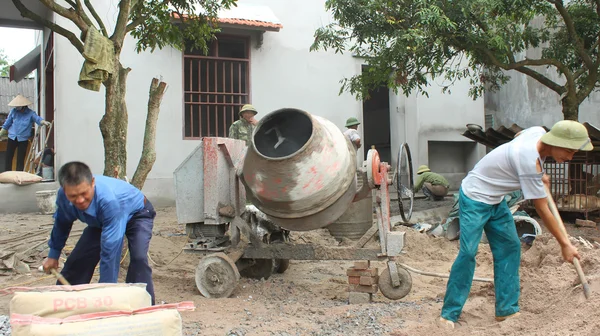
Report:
544,185,591,299
50,268,71,286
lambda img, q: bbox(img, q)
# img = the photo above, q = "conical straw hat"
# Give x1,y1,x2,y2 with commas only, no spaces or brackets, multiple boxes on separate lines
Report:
8,94,33,107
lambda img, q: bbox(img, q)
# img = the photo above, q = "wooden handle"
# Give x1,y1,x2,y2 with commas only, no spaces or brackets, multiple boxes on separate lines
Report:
544,185,591,299
50,268,71,286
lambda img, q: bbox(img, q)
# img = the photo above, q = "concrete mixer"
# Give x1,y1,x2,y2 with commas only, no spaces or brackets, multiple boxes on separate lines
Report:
174,108,416,300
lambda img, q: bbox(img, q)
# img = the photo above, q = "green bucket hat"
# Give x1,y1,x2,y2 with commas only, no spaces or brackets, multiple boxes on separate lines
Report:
345,117,360,127
239,104,258,116
417,165,430,174
540,120,593,151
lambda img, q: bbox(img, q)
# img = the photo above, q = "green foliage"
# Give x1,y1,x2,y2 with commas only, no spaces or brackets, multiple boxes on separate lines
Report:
0,49,10,77
129,0,238,54
311,0,600,116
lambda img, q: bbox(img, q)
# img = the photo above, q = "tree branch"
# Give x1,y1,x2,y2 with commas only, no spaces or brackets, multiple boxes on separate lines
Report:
11,0,84,53
84,0,109,37
73,0,97,34
131,78,167,190
481,49,566,94
554,1,594,69
111,0,133,49
38,0,89,35
126,16,145,33
514,66,565,95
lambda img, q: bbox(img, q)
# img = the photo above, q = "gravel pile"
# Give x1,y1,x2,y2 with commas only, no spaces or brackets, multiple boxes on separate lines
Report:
0,315,10,336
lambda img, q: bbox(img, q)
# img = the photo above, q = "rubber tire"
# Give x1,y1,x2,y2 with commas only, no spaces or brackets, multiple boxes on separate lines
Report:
276,259,290,273
238,258,274,280
378,266,412,300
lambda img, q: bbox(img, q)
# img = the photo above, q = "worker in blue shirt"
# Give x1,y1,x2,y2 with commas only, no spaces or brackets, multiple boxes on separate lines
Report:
0,94,51,172
42,161,157,304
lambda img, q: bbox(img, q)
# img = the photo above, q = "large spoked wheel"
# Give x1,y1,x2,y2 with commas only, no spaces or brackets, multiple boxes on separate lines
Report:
378,265,413,300
396,143,414,223
195,253,240,298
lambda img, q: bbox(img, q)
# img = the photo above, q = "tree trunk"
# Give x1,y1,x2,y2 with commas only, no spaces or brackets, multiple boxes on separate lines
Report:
100,60,131,179
561,97,579,121
131,78,167,190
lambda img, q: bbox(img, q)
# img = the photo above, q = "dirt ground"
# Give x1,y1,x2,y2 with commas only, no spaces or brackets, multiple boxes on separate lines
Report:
1,199,600,336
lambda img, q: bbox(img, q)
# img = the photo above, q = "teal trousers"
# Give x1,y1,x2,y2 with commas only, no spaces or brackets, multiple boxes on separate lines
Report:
441,188,521,322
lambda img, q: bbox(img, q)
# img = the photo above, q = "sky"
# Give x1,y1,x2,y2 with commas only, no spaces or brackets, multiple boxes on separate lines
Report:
0,27,37,63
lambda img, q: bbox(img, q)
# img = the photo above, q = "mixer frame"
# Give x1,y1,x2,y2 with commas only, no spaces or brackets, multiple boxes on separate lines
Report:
175,137,416,300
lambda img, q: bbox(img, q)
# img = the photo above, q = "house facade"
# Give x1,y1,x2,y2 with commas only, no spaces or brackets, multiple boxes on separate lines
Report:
0,0,484,212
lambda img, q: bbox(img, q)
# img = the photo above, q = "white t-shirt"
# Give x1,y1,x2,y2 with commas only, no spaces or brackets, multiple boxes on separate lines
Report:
461,126,547,204
343,128,361,151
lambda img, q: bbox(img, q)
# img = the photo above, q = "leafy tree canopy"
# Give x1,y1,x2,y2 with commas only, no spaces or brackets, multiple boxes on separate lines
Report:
311,0,600,120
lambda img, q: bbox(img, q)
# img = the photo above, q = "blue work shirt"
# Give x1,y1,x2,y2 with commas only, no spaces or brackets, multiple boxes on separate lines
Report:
2,107,44,141
48,175,145,283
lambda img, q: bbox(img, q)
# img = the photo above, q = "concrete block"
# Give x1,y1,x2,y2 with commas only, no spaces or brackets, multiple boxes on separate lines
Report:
386,231,405,256
353,261,370,270
575,219,597,228
348,292,372,304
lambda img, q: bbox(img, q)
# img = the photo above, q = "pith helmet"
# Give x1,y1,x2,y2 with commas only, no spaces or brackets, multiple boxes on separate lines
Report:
417,165,431,174
345,117,360,127
8,94,32,107
540,120,593,151
239,104,257,116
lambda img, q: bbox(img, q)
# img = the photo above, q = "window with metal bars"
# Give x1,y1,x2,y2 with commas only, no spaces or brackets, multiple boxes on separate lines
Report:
183,35,250,139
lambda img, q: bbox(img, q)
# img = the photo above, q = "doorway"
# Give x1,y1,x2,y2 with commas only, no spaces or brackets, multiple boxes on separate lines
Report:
361,66,391,163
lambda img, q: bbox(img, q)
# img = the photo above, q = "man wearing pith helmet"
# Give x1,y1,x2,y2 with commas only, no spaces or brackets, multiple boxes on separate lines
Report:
343,117,361,151
439,120,592,329
414,165,450,201
228,104,258,146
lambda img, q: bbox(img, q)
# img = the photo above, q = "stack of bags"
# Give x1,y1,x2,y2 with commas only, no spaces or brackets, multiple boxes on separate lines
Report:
1,283,194,335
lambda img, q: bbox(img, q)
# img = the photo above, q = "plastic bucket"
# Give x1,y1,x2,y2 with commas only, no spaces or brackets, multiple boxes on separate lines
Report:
36,190,57,215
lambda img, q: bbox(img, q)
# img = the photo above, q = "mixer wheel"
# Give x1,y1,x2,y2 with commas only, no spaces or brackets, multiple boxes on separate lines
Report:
378,265,412,300
195,253,240,298
238,258,274,280
275,259,290,273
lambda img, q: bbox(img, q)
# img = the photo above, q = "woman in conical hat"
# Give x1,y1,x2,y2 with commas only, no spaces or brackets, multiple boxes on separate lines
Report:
1,94,51,172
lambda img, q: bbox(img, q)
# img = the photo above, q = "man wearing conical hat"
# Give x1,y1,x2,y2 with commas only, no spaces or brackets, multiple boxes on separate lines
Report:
439,120,592,329
414,164,450,201
228,104,258,146
0,94,51,172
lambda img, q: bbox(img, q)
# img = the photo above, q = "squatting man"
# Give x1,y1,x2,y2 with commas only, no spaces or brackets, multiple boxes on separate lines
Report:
43,162,157,304
439,120,592,328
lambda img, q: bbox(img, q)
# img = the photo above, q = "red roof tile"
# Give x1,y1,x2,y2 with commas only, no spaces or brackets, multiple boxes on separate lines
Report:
218,17,282,30
172,13,282,31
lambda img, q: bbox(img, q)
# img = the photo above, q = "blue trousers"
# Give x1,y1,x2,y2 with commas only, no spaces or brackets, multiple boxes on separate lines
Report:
59,200,157,305
441,189,521,322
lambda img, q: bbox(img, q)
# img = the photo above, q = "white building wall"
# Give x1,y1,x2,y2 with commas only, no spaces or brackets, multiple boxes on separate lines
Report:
390,70,486,189
49,0,484,205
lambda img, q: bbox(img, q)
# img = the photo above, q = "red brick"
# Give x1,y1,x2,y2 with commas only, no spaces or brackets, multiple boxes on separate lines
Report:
348,276,360,285
353,261,370,270
346,267,378,277
359,276,378,286
348,284,379,294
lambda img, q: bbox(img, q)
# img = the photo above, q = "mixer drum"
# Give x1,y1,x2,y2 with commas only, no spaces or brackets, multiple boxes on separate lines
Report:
241,108,357,231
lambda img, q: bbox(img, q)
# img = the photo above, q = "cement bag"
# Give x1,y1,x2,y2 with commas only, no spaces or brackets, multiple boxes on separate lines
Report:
10,301,195,336
3,283,151,318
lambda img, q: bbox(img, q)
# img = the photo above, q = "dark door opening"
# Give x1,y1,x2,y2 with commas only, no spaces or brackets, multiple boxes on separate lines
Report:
362,66,391,163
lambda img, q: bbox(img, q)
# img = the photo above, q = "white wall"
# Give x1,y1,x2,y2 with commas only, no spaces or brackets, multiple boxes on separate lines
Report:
389,67,486,188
